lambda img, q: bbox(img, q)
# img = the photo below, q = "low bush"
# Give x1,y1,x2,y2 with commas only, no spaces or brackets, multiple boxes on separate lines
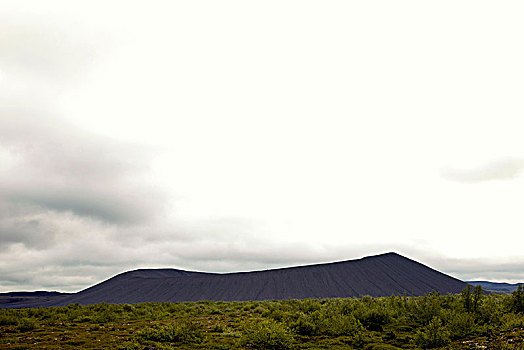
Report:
441,309,476,339
210,322,228,333
478,295,505,326
297,298,322,314
509,285,524,314
136,320,204,344
414,316,450,349
354,306,391,331
291,313,316,336
407,291,443,326
93,310,118,323
16,318,37,332
365,344,403,350
501,313,524,331
0,314,19,326
242,319,294,350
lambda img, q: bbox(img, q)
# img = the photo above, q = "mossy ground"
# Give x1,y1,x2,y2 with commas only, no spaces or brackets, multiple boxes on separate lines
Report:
1,291,523,349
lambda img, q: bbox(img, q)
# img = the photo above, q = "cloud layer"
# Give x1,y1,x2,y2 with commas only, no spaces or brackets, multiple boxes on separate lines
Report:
441,158,524,184
0,15,176,291
0,110,340,291
2,2,524,292
0,113,167,224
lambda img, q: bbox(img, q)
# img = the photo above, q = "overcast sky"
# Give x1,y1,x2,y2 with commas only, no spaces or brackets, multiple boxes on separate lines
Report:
1,1,524,292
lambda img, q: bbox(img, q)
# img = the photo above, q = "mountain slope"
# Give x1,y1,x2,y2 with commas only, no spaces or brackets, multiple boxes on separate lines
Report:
37,252,466,306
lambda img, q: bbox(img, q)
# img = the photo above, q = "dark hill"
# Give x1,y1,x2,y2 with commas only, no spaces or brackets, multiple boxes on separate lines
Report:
20,252,466,307
467,281,523,294
0,291,71,308
0,253,467,308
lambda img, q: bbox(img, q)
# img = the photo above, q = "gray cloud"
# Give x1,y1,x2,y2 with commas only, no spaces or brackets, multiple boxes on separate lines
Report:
0,105,166,225
441,158,524,184
0,15,178,291
0,202,59,250
0,14,188,292
3,108,524,291
421,254,524,284
0,108,287,291
2,12,523,293
0,16,153,223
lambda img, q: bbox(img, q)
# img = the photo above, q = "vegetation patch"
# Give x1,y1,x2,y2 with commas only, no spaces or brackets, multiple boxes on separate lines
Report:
136,320,204,344
1,286,524,349
241,319,294,349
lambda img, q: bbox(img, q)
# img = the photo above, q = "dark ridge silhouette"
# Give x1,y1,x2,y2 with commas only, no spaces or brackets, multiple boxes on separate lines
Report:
1,252,467,308
0,291,68,297
0,291,72,308
467,281,523,294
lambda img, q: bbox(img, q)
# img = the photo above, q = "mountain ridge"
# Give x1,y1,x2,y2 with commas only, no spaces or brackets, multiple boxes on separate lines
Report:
467,280,523,294
1,252,468,308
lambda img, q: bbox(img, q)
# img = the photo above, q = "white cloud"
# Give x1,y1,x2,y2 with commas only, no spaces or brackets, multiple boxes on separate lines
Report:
441,158,524,183
2,1,524,292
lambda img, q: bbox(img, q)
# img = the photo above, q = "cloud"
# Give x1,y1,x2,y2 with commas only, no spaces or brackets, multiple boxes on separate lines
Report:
422,254,524,284
0,15,99,85
2,5,524,293
0,106,308,291
0,14,246,293
0,14,177,291
0,109,167,225
0,108,180,291
441,158,524,184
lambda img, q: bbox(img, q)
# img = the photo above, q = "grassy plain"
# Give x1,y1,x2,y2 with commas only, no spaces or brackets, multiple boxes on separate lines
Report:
1,288,524,349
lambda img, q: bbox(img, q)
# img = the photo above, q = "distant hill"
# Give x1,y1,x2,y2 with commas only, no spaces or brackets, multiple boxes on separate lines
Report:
0,291,71,308
467,281,523,294
1,252,468,308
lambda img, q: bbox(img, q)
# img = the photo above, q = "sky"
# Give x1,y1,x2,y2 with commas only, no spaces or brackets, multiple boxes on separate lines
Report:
1,1,524,292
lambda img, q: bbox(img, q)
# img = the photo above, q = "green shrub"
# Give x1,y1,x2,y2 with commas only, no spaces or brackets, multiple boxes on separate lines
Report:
509,285,524,314
501,313,524,331
210,323,227,333
0,314,19,326
136,320,204,344
354,306,391,331
242,319,294,350
16,318,37,332
253,306,267,314
266,308,285,321
365,344,402,350
291,313,316,336
408,291,443,325
118,341,142,350
298,299,322,314
94,310,118,323
73,315,93,323
478,295,505,326
291,305,364,339
446,310,476,339
327,313,364,337
414,316,450,349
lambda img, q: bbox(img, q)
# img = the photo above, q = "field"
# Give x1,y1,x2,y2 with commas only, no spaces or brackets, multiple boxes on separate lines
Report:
1,287,523,349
